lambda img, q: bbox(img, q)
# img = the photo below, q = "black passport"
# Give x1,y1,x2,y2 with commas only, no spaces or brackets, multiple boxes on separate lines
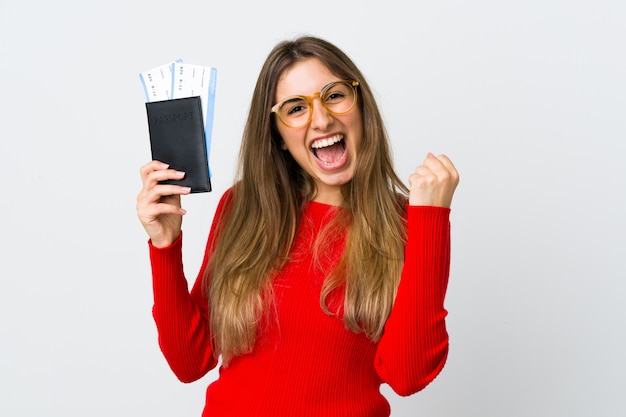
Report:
145,96,211,193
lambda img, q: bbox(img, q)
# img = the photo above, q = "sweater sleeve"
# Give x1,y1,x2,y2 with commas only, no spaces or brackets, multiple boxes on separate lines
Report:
374,205,451,396
149,190,232,382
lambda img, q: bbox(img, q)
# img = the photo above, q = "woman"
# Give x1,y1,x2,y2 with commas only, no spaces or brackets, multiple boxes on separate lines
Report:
137,35,459,417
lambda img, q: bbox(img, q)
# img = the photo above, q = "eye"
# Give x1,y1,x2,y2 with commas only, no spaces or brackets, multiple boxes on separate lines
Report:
325,92,346,102
323,84,350,104
280,97,309,118
283,98,309,116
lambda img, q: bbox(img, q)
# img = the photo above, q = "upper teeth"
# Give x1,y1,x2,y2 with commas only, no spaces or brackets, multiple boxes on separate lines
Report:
311,135,343,149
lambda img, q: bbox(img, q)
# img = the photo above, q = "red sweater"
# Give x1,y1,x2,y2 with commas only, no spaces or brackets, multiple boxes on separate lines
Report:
149,191,451,416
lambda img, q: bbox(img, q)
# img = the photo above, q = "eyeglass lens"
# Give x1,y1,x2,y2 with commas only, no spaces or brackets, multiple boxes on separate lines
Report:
277,82,356,128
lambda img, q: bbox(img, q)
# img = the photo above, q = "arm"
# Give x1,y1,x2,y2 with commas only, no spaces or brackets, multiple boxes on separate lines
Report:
149,189,232,382
375,152,458,395
374,205,451,395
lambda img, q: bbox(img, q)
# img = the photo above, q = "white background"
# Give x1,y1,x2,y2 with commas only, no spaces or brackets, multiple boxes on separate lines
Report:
1,1,625,416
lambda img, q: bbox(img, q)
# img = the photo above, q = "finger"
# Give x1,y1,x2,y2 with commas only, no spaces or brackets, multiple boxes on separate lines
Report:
408,167,438,189
137,183,189,216
422,153,458,185
137,193,186,221
146,168,186,185
411,165,434,179
421,159,449,184
140,160,169,180
152,200,186,216
137,198,177,218
143,184,191,205
422,152,446,169
433,154,460,185
434,154,457,173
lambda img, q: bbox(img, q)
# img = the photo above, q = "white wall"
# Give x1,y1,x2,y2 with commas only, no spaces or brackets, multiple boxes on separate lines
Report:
1,1,625,416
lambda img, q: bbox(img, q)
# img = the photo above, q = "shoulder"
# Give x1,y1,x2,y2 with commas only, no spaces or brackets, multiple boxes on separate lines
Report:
216,183,240,216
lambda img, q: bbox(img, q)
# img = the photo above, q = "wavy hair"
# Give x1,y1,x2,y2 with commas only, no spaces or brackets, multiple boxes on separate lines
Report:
205,36,409,365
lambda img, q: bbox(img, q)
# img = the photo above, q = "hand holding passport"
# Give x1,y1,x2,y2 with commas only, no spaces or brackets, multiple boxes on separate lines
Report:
139,61,217,193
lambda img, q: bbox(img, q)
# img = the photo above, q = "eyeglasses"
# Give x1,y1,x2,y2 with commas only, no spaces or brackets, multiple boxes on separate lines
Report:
271,80,359,128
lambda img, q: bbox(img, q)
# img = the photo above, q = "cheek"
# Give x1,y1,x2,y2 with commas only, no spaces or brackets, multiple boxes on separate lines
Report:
347,113,364,147
278,126,306,152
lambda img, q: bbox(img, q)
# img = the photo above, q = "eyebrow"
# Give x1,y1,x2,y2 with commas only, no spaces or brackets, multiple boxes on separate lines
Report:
282,96,308,103
277,80,340,102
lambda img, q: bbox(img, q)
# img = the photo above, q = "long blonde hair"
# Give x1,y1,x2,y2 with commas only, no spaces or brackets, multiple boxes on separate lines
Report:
205,36,409,365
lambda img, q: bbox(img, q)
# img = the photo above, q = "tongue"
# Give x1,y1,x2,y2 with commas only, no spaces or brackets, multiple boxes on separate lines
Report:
314,142,345,164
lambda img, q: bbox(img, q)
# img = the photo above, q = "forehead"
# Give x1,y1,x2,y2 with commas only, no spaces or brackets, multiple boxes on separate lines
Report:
275,58,340,99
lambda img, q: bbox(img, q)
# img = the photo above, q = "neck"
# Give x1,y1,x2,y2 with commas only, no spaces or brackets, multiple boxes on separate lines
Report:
311,186,343,206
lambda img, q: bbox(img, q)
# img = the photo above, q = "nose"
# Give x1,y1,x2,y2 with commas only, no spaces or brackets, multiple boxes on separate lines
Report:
309,96,333,130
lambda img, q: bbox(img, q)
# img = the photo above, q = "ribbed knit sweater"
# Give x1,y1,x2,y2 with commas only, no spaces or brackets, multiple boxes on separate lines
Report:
149,190,451,416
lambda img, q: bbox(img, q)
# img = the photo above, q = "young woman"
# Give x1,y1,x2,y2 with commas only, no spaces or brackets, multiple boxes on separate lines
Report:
137,35,459,417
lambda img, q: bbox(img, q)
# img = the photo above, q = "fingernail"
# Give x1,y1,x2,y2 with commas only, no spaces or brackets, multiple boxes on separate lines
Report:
176,171,185,177
181,187,191,193
427,152,435,158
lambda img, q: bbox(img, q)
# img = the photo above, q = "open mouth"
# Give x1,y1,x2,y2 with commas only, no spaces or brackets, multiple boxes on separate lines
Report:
311,134,346,165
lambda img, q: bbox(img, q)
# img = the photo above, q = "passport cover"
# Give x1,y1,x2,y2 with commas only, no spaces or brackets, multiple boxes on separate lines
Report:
145,96,211,193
